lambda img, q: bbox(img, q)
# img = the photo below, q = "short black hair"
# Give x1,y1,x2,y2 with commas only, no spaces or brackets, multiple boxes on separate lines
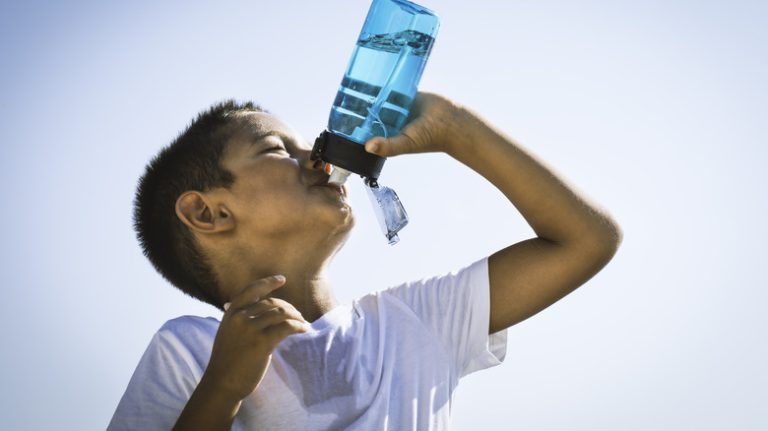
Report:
133,100,267,309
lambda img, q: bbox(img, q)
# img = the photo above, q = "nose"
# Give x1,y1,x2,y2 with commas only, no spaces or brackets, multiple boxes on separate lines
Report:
298,148,332,176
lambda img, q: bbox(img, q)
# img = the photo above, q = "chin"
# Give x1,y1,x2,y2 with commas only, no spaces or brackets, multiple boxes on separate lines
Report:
332,219,354,255
337,207,356,234
315,204,353,236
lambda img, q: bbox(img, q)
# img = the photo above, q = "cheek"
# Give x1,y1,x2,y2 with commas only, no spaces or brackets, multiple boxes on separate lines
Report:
253,185,311,221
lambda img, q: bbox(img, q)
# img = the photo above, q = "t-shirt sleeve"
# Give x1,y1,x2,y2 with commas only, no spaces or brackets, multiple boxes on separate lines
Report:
107,321,206,431
382,256,507,378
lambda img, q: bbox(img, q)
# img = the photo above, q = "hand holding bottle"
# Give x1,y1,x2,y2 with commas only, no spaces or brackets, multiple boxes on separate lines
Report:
363,92,464,158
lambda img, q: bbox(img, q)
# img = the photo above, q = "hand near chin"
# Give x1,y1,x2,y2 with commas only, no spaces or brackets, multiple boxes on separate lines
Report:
363,91,464,157
202,275,309,403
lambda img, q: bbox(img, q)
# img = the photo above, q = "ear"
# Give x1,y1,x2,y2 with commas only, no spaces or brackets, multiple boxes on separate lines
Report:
175,191,236,234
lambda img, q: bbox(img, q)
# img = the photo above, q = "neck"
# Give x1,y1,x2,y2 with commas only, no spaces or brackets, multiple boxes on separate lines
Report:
268,268,338,323
214,238,341,322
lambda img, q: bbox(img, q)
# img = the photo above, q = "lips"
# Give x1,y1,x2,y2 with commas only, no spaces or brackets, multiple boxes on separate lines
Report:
312,179,346,197
318,183,346,197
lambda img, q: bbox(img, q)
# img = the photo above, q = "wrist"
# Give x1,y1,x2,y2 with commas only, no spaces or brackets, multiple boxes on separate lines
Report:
172,372,243,431
197,370,246,408
442,104,479,159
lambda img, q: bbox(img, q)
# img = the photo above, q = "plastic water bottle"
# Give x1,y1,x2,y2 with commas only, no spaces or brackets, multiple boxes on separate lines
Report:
311,0,440,244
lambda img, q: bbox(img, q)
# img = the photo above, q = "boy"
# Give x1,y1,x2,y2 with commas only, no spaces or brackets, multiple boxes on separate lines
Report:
109,92,622,430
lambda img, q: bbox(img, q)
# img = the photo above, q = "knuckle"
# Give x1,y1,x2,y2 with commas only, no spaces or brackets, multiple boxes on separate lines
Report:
256,306,280,319
263,297,279,306
258,307,281,319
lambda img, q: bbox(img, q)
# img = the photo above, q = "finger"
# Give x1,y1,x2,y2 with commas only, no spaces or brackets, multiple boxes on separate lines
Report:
226,275,287,312
262,320,310,342
249,308,309,332
364,125,422,158
239,301,307,324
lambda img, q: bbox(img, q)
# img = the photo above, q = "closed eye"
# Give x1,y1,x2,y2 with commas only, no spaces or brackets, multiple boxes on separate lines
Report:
262,146,289,155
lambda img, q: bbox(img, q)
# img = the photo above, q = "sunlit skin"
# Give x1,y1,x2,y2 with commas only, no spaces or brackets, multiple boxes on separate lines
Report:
175,111,354,323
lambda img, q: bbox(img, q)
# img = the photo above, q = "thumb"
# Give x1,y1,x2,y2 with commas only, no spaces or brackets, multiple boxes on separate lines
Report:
364,132,418,158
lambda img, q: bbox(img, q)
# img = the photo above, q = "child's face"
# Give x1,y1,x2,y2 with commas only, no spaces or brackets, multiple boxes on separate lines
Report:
218,112,354,243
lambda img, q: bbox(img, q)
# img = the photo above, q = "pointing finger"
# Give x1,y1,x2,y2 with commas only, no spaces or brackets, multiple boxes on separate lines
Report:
226,275,287,312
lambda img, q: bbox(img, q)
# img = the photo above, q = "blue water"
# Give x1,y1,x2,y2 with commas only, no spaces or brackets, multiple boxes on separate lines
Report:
329,29,435,144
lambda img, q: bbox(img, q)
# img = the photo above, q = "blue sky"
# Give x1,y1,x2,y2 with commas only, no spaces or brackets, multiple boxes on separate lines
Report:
1,0,766,429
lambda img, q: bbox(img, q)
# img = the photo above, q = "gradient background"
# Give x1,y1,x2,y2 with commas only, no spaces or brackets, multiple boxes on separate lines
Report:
1,0,766,429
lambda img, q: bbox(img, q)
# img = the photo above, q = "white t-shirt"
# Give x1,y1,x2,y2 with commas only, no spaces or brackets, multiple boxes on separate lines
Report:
108,257,507,430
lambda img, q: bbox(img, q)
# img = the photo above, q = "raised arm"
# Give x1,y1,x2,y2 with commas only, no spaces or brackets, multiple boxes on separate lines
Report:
364,92,622,333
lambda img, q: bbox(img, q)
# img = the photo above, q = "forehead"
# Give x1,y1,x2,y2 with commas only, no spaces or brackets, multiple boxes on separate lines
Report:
225,112,305,146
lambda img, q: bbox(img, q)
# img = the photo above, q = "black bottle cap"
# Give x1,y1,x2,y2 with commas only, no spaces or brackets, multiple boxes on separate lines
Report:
311,130,386,180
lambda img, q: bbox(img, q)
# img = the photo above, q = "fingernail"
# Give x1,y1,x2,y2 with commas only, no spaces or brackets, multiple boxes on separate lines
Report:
324,163,332,175
273,274,286,282
223,302,231,311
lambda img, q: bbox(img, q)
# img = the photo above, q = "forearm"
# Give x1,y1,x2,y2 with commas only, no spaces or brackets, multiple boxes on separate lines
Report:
446,106,621,248
366,93,621,329
172,375,241,431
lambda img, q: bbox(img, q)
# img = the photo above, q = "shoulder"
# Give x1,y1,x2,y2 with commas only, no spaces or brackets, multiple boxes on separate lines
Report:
151,315,220,354
107,318,218,430
158,315,220,334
